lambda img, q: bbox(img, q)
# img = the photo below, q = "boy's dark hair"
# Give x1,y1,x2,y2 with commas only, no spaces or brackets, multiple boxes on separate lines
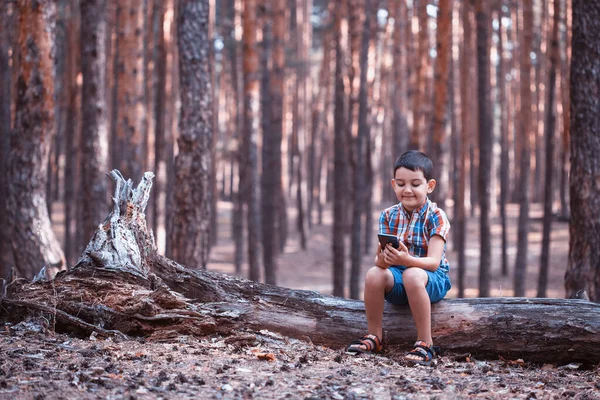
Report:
394,150,434,180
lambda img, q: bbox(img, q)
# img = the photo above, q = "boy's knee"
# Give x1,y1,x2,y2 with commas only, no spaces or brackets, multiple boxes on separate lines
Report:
365,266,388,288
402,268,428,289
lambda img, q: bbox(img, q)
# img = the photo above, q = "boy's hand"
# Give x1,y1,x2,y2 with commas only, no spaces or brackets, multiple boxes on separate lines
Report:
383,241,410,266
374,243,389,268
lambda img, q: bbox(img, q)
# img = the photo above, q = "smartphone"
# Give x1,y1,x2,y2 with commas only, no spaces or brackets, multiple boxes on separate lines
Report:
378,233,399,249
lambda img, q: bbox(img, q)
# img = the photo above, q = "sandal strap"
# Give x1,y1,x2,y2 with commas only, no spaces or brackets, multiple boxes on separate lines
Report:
348,334,382,352
408,340,434,361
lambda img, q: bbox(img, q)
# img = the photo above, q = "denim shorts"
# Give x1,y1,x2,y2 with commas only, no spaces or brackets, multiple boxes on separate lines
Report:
384,266,451,305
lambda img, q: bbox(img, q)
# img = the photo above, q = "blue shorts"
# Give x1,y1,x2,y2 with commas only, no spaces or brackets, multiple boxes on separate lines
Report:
384,266,451,305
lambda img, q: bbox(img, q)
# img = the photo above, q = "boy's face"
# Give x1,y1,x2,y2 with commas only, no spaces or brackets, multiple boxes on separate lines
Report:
391,167,436,212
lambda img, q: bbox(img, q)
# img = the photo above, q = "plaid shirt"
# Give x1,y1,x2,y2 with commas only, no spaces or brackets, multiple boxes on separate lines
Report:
379,198,451,274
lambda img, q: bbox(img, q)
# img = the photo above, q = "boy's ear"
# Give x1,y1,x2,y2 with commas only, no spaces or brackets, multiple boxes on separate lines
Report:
427,179,436,193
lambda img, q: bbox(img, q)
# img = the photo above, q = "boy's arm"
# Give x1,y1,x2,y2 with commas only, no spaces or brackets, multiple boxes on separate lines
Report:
382,235,445,272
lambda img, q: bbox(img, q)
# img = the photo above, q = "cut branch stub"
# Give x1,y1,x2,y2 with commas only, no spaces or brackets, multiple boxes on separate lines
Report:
73,170,156,278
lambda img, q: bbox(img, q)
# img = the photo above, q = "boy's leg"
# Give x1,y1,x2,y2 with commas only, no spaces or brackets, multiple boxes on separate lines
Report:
402,267,433,354
364,266,395,340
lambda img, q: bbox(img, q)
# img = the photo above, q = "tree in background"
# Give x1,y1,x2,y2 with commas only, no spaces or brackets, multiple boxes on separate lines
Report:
0,0,14,279
565,0,600,302
430,0,453,206
456,0,474,298
242,0,262,281
475,0,492,297
537,0,560,298
514,0,534,297
496,0,510,278
168,0,213,269
350,0,373,300
332,0,348,297
80,0,109,242
7,0,65,279
113,0,145,181
261,0,285,285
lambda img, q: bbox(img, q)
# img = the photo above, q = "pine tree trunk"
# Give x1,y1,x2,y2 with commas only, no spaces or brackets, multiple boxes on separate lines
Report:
350,0,372,300
537,0,560,298
391,0,409,184
227,0,244,274
152,0,166,244
532,1,548,204
456,0,473,298
0,0,14,279
497,1,510,277
80,0,109,243
262,0,285,285
242,0,262,281
559,0,571,220
114,0,146,181
513,0,534,298
168,0,213,270
50,0,69,211
476,0,492,297
332,0,348,297
292,0,309,251
430,0,453,206
410,0,430,150
309,8,333,229
63,0,82,266
8,0,65,279
565,0,600,302
208,0,219,249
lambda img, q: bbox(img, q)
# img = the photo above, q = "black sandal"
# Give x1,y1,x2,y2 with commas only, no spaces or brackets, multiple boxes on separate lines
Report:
345,334,383,355
404,340,439,366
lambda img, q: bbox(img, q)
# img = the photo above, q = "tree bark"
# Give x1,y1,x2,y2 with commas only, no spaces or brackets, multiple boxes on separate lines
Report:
227,0,245,274
261,0,285,285
537,0,560,298
476,0,492,297
80,0,109,243
242,0,262,282
456,0,474,298
332,0,348,298
430,0,453,207
167,0,213,270
391,0,409,168
292,0,308,251
8,0,65,279
497,1,509,278
410,0,430,150
558,0,571,220
151,0,167,244
0,0,14,279
114,0,145,181
350,0,372,300
309,5,333,228
513,0,534,298
63,0,82,266
565,0,600,302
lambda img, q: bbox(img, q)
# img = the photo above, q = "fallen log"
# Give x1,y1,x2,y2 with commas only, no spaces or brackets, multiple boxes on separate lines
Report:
1,171,599,365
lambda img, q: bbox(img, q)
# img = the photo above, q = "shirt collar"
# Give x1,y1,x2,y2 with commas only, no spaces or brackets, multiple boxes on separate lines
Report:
400,198,430,218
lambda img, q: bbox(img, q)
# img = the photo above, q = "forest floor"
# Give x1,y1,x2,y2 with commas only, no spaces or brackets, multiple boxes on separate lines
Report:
2,201,599,400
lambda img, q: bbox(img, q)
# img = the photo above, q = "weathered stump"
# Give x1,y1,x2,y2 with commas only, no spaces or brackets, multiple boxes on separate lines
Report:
1,171,600,364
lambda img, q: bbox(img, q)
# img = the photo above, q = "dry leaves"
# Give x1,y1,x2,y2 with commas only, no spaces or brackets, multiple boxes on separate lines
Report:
0,325,599,399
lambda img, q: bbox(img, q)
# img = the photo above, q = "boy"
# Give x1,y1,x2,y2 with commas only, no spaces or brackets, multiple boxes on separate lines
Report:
346,150,451,366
